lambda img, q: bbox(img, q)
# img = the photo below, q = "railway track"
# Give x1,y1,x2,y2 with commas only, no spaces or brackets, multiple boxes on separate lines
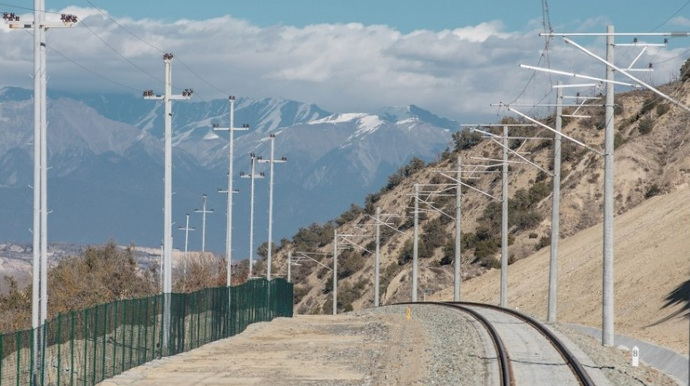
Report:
397,301,597,386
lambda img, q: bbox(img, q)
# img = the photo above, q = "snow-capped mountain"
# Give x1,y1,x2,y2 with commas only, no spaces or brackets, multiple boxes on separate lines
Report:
0,88,455,255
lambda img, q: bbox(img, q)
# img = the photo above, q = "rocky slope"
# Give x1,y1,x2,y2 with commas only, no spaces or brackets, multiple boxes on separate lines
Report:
265,81,690,356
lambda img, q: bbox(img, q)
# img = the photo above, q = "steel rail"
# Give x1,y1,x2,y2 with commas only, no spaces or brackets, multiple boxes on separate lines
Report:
456,302,596,386
396,302,512,386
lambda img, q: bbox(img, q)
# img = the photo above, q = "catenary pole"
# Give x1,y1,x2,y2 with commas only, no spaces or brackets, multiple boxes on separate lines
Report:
31,0,42,371
501,125,509,308
602,25,615,347
375,207,381,307
548,82,563,323
179,213,195,279
412,183,419,302
267,136,276,280
287,251,292,283
1,6,79,377
39,2,48,339
258,135,287,280
454,155,462,302
333,231,338,315
143,53,193,351
241,154,264,278
249,154,257,278
194,195,213,253
214,96,247,287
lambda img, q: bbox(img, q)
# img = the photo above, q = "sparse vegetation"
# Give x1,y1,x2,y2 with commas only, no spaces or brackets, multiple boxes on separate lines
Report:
682,57,690,82
535,235,551,251
656,103,670,116
284,82,689,317
638,117,654,135
452,129,483,151
614,133,626,149
645,184,662,199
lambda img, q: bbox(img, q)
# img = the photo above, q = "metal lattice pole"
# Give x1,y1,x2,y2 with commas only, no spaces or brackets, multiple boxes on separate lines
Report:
548,82,563,323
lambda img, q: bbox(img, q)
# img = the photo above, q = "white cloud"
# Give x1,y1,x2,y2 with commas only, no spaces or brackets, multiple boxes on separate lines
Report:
0,9,685,123
670,16,690,28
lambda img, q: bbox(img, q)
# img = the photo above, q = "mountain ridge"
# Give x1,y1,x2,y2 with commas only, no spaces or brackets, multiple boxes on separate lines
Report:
0,87,455,254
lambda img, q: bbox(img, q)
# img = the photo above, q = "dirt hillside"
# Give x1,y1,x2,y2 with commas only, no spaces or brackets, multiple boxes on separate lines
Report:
435,184,689,355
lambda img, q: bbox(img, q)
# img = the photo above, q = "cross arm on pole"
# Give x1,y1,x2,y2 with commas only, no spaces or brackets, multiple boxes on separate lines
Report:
505,105,604,156
240,172,265,179
489,138,554,176
294,252,333,271
520,64,640,88
562,37,690,113
4,13,79,29
337,235,374,255
438,172,499,201
213,123,250,132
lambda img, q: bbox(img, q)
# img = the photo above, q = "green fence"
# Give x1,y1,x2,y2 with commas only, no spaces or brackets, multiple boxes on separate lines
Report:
0,278,293,386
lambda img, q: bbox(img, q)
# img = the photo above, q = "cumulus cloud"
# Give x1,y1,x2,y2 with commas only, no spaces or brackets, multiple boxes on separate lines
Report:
0,8,685,122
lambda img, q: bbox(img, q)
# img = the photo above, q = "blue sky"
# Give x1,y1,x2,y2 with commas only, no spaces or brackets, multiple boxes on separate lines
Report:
1,1,689,121
41,0,689,35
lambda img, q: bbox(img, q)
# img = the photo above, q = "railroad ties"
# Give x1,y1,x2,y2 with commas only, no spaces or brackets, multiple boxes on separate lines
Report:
397,302,598,386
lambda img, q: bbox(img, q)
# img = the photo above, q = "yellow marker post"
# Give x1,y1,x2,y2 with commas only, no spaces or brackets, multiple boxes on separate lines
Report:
406,306,411,320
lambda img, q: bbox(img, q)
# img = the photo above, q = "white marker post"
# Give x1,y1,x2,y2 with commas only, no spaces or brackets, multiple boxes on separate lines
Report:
631,346,639,367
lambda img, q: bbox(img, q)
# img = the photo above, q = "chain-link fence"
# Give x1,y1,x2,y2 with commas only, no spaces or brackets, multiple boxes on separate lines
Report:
0,277,293,386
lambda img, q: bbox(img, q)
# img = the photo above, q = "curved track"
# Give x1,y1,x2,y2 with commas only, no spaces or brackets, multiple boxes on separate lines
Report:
457,301,595,386
397,302,596,386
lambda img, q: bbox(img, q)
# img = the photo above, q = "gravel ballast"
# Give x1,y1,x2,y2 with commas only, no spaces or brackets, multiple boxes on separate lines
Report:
362,304,680,386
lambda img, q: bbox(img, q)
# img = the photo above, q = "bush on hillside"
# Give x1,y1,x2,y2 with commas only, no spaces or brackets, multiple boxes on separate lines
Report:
335,203,364,225
338,251,364,279
656,103,670,116
292,222,335,252
682,57,690,82
638,117,654,135
640,97,658,116
0,276,31,333
422,217,447,253
452,130,483,151
49,242,158,316
614,133,626,149
645,184,662,199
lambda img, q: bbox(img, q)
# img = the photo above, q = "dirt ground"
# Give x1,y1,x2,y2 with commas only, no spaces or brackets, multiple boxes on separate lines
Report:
433,184,690,355
98,313,428,386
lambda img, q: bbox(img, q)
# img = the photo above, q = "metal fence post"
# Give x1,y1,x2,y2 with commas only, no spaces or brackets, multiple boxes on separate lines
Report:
70,311,74,386
92,304,98,386
112,301,118,378
82,308,87,386
57,313,62,386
